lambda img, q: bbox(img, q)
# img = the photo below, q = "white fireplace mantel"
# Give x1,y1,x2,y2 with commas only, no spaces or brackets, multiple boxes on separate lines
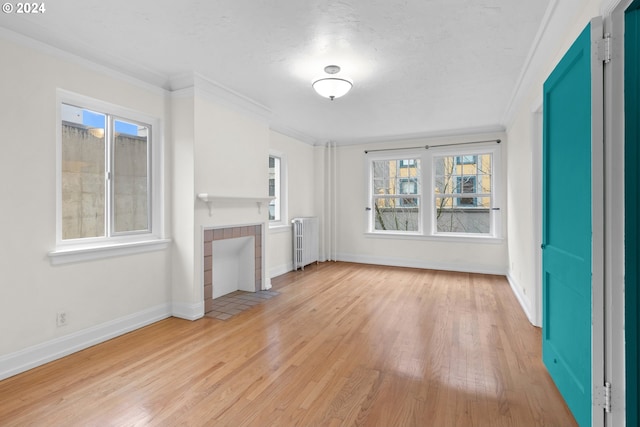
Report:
196,193,274,216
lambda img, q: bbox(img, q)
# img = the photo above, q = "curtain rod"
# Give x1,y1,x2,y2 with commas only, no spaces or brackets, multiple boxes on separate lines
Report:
363,138,501,154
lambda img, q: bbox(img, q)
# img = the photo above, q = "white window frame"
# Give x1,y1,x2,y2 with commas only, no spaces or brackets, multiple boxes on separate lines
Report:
268,150,288,230
49,90,168,264
428,144,501,239
366,143,502,241
367,151,423,235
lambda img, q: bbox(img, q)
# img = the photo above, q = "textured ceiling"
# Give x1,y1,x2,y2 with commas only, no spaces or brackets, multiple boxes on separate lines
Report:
0,0,551,144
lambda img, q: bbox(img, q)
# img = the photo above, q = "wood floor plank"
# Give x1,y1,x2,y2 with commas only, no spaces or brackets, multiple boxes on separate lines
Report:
0,262,577,426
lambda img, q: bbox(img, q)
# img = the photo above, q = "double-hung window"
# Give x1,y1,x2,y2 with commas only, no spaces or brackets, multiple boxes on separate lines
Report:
434,152,494,234
52,91,165,262
367,144,501,239
268,155,281,221
268,152,287,228
371,157,421,232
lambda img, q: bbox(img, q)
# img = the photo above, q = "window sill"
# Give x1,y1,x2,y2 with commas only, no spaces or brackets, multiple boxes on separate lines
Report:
364,232,504,244
48,238,172,265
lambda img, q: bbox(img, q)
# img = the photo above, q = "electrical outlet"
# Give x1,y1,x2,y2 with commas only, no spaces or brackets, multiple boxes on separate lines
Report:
56,311,67,327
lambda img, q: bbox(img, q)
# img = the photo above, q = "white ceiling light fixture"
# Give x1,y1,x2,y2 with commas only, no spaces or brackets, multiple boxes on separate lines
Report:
312,65,353,101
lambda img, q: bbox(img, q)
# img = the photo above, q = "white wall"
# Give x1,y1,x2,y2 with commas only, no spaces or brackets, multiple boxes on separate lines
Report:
267,130,316,277
0,0,613,384
171,78,274,319
194,96,270,200
0,35,172,378
170,92,196,316
0,31,293,377
504,0,602,325
333,133,508,275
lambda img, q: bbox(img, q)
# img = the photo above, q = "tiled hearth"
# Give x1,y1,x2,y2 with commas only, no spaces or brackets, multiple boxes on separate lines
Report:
204,290,280,320
203,224,263,315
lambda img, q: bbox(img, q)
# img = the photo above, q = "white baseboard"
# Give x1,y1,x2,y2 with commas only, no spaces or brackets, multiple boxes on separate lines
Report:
506,271,539,327
0,303,172,381
269,262,293,279
171,301,204,321
336,253,507,276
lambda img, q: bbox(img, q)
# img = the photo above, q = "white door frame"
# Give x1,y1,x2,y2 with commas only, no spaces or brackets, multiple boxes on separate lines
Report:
602,0,629,425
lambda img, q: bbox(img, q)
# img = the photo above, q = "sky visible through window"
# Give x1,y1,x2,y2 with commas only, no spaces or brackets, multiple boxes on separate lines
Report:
82,110,138,136
62,104,139,136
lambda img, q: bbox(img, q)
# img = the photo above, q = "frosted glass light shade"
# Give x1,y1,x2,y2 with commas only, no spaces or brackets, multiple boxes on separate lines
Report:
312,78,353,100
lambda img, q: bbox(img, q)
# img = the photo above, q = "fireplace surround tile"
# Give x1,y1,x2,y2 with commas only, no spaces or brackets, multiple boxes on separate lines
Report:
203,224,263,316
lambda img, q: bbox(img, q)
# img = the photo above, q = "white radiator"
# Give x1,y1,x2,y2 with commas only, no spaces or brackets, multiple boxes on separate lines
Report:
292,217,319,270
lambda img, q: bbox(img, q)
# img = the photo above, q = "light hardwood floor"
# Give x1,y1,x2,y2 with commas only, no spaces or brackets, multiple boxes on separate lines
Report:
0,262,577,426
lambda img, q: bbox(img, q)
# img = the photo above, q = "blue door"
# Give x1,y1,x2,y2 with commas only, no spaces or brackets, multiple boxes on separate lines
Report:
542,19,604,427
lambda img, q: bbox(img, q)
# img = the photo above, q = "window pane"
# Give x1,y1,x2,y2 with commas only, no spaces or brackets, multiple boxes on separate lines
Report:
435,197,490,233
434,156,454,193
113,120,149,233
456,176,476,194
478,175,492,194
477,154,493,193
371,158,420,232
373,197,419,231
434,152,492,234
61,104,106,239
476,197,491,208
269,156,280,221
373,178,390,195
372,161,390,196
372,160,389,179
399,178,417,194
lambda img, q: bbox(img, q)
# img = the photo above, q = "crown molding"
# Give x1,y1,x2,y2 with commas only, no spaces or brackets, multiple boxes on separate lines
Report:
168,72,196,91
0,26,169,96
169,72,321,143
169,86,195,100
269,122,319,146
601,0,625,16
191,73,272,123
168,71,272,123
501,0,558,129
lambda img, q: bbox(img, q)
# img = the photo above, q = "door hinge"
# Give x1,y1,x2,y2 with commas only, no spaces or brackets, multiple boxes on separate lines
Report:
597,33,612,63
596,382,612,413
604,382,612,413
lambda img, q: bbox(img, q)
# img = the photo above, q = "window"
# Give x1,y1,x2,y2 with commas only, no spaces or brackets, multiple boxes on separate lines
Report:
368,145,500,239
455,176,477,206
399,159,416,168
399,178,418,206
268,152,287,228
61,102,151,239
371,158,421,232
435,153,493,234
455,155,477,164
52,91,166,263
268,155,281,221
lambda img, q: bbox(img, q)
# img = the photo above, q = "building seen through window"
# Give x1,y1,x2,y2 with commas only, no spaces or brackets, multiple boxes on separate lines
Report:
60,103,151,240
369,148,498,237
